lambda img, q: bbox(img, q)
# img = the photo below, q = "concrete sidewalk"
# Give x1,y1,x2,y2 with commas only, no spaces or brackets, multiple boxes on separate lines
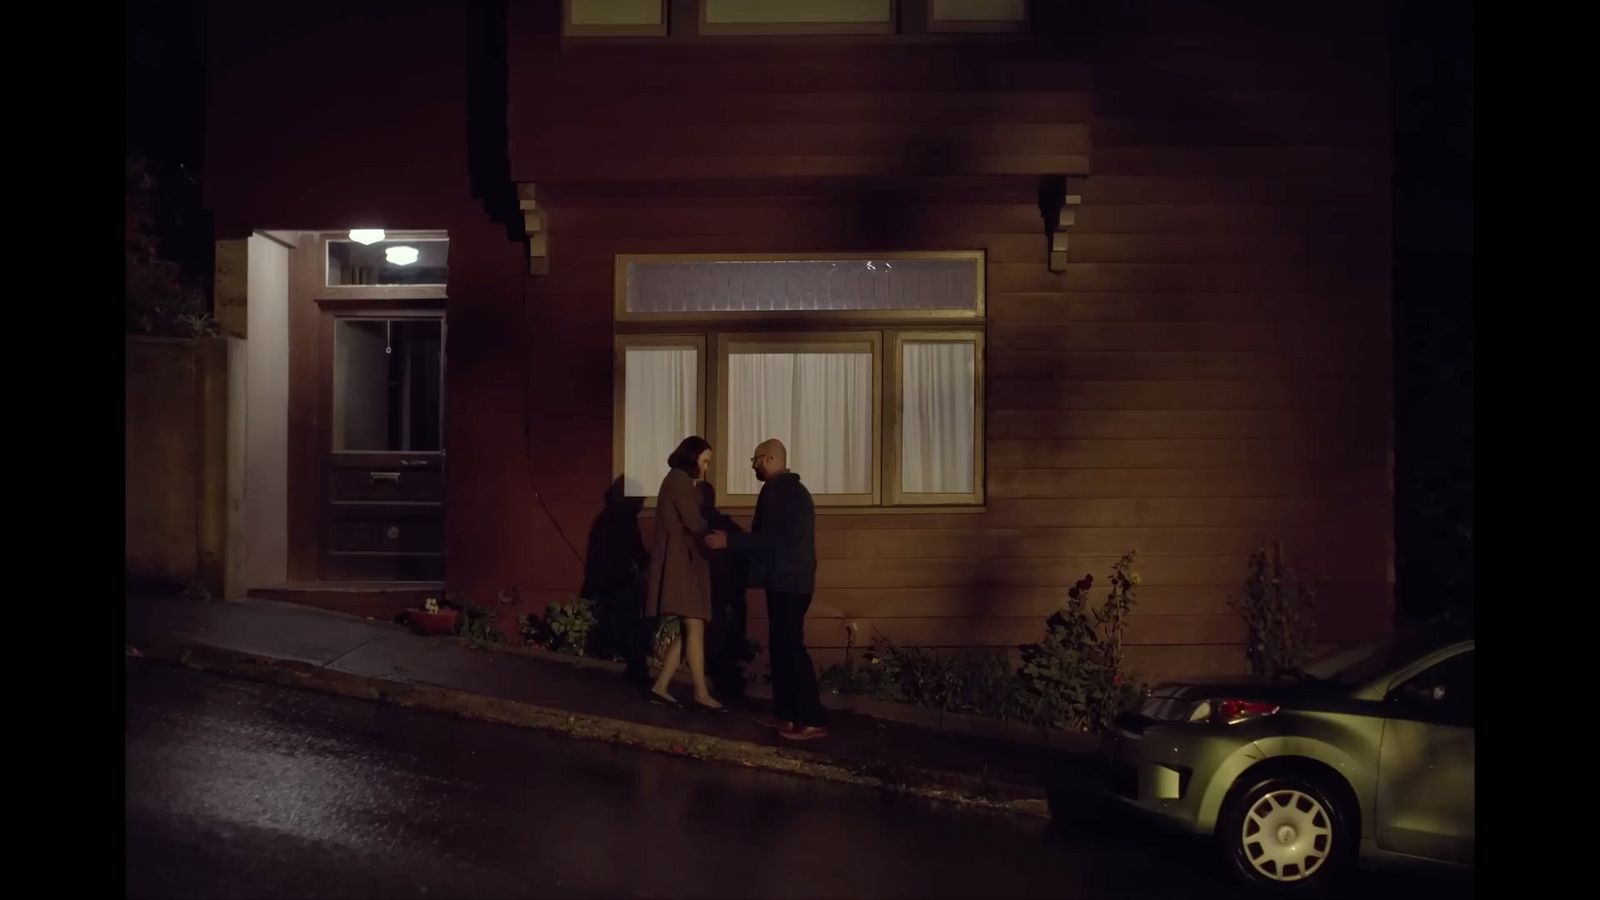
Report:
125,595,1095,818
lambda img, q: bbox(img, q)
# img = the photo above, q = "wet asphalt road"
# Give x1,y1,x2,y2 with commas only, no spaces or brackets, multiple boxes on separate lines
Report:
126,662,1471,899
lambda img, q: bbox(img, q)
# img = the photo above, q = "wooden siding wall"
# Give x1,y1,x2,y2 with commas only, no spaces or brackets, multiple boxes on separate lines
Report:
1076,1,1394,677
509,50,1092,181
499,2,1394,680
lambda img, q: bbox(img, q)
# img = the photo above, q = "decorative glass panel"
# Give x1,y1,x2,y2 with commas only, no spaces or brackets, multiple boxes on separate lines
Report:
625,257,979,315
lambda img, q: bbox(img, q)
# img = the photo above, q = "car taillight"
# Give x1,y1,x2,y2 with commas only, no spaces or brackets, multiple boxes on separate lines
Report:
1187,699,1280,725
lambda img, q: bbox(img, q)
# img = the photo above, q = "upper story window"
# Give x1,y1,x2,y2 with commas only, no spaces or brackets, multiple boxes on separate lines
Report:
701,0,894,35
564,0,668,37
562,0,1029,40
927,0,1028,33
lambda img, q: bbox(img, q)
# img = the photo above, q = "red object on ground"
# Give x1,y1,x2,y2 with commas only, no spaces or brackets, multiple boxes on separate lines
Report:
406,608,459,636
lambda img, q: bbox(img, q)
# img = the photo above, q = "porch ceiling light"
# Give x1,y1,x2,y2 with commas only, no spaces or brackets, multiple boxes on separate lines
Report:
349,228,386,245
385,245,420,266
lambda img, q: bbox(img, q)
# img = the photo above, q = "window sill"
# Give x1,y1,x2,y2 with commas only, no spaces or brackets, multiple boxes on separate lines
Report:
639,505,987,517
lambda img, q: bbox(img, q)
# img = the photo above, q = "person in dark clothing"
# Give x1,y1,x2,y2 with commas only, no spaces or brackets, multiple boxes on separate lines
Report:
706,438,827,740
581,476,651,693
698,480,750,702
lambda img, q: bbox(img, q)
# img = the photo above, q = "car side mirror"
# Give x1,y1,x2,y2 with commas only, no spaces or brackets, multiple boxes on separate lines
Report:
1392,681,1446,705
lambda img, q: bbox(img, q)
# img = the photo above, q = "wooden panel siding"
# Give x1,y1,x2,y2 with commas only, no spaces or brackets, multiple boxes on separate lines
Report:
498,1,1391,682
508,7,1094,181
538,195,1389,683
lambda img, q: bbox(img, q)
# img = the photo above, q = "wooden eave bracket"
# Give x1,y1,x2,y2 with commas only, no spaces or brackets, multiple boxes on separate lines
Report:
518,183,548,276
1047,176,1085,274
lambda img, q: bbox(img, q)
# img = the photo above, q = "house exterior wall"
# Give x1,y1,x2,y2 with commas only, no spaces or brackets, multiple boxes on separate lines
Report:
204,0,1391,680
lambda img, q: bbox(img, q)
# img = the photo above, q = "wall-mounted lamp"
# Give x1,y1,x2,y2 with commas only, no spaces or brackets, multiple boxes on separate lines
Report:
385,245,420,266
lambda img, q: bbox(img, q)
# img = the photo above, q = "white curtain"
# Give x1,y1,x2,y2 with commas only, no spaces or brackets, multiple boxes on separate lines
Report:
727,351,872,495
623,347,698,497
901,341,974,493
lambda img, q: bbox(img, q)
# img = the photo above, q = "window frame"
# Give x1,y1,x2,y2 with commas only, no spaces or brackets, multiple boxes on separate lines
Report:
562,0,669,38
926,0,1030,34
699,0,898,36
612,333,708,508
713,330,884,508
886,329,985,506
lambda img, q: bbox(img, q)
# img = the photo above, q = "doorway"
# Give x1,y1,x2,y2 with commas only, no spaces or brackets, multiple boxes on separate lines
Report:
318,310,446,580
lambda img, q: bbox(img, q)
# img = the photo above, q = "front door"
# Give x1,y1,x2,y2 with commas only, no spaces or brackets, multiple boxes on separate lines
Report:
320,311,446,580
1374,649,1475,864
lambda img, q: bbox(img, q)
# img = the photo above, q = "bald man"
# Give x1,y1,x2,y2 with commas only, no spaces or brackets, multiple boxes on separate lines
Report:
706,439,826,739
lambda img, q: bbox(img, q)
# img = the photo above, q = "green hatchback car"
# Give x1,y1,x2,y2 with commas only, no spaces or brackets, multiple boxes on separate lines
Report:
1056,630,1474,892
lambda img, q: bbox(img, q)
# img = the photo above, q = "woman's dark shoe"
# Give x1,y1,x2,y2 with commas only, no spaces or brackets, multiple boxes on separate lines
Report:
648,690,684,709
779,725,829,741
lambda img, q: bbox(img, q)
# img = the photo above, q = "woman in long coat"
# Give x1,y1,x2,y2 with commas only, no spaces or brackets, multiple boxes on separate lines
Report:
646,435,726,711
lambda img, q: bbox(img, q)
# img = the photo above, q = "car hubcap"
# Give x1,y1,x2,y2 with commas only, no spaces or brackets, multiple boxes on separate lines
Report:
1240,789,1333,882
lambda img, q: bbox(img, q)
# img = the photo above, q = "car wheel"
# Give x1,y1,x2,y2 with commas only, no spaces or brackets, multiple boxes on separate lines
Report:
1219,774,1350,892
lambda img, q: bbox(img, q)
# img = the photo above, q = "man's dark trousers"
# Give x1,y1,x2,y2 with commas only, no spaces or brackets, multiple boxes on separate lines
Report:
766,590,826,726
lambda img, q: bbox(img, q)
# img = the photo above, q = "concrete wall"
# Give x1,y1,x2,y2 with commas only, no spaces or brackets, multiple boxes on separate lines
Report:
226,336,247,597
244,234,292,589
126,336,231,595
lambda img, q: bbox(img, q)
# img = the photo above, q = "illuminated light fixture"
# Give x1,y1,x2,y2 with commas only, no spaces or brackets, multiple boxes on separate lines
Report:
348,228,386,245
385,245,420,266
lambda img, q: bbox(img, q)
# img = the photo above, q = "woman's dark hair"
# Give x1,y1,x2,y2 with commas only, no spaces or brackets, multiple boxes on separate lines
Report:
667,435,712,477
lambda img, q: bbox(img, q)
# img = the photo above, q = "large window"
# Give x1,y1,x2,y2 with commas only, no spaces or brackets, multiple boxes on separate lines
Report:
614,253,984,508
